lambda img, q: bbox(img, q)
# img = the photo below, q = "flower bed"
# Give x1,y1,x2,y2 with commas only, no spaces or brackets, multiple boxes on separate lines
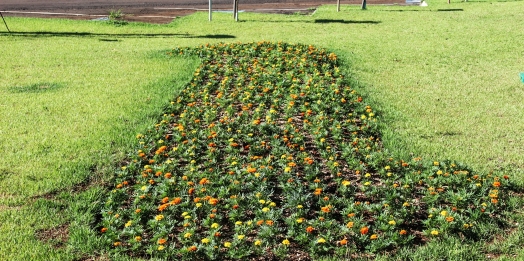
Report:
99,42,511,259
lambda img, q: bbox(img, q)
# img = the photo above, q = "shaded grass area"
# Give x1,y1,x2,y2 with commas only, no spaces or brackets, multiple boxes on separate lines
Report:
0,1,523,259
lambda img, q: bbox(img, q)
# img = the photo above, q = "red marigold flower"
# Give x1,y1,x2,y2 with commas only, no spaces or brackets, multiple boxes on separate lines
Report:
101,227,108,233
360,226,369,235
306,226,314,233
232,204,239,209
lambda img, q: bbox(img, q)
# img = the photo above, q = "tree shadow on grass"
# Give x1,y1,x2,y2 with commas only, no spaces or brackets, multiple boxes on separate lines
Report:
0,31,235,39
314,19,381,24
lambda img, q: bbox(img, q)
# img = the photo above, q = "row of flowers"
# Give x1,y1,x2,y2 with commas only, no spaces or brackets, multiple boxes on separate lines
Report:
99,42,511,259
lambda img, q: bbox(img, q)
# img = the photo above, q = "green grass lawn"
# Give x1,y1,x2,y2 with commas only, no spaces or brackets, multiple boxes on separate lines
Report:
1,0,523,259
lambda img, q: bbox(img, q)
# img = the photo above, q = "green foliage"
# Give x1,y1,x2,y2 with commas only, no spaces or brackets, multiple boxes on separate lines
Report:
99,42,515,259
108,9,128,26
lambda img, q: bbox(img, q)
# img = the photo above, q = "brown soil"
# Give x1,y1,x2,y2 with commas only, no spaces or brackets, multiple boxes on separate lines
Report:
1,0,403,24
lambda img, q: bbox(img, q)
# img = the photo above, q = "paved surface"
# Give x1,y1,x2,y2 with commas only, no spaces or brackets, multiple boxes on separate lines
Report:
1,0,401,23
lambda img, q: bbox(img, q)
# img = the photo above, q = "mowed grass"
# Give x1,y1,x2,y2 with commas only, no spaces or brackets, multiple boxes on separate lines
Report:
0,0,523,259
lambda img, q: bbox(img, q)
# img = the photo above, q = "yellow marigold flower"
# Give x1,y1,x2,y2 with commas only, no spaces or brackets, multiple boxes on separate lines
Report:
125,221,132,227
135,236,142,241
402,202,410,207
388,220,396,225
342,180,351,186
201,238,210,244
346,221,354,228
297,205,303,209
259,199,266,204
184,232,192,238
211,223,219,229
365,173,371,178
155,215,164,221
255,240,262,246
385,165,391,170
269,202,276,207
224,241,232,248
284,167,291,173
235,221,243,226
364,181,371,186
158,245,165,251
370,234,378,240
431,230,439,236
296,218,304,223
437,170,443,175
196,203,202,208
262,207,270,212
440,210,448,216
237,235,245,240
317,238,326,244
434,161,440,166
282,239,290,245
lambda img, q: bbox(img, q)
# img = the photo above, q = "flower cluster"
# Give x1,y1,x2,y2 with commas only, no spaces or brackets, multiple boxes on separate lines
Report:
99,42,512,259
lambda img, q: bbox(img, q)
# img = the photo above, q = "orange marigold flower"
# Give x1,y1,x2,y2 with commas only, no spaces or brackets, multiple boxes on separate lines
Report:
171,197,182,205
360,226,369,235
158,203,169,212
370,234,378,240
164,173,172,179
113,241,121,246
321,206,331,213
208,198,219,205
187,245,197,252
399,230,407,235
306,226,315,233
161,197,170,204
188,188,195,194
493,181,501,187
214,232,221,237
256,220,264,226
266,220,274,226
491,198,498,204
503,175,509,180
445,216,454,222
209,213,216,219
232,204,239,209
346,222,354,228
101,227,108,233
340,238,348,245
247,167,257,173
199,178,209,185
314,188,322,196
157,238,167,245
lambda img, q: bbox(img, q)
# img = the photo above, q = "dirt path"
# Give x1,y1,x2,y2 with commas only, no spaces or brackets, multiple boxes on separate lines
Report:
1,0,402,24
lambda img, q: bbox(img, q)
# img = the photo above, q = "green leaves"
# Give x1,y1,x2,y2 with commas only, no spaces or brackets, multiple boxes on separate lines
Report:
99,42,514,259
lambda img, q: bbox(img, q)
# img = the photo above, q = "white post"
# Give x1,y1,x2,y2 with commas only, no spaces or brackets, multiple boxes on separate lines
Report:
337,0,341,12
209,0,212,21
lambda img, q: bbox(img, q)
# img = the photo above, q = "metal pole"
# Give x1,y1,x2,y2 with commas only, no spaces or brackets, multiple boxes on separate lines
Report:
0,11,10,32
209,0,212,21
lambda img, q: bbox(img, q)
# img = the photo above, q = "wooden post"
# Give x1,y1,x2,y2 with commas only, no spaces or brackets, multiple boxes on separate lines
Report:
337,0,340,12
209,0,212,21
